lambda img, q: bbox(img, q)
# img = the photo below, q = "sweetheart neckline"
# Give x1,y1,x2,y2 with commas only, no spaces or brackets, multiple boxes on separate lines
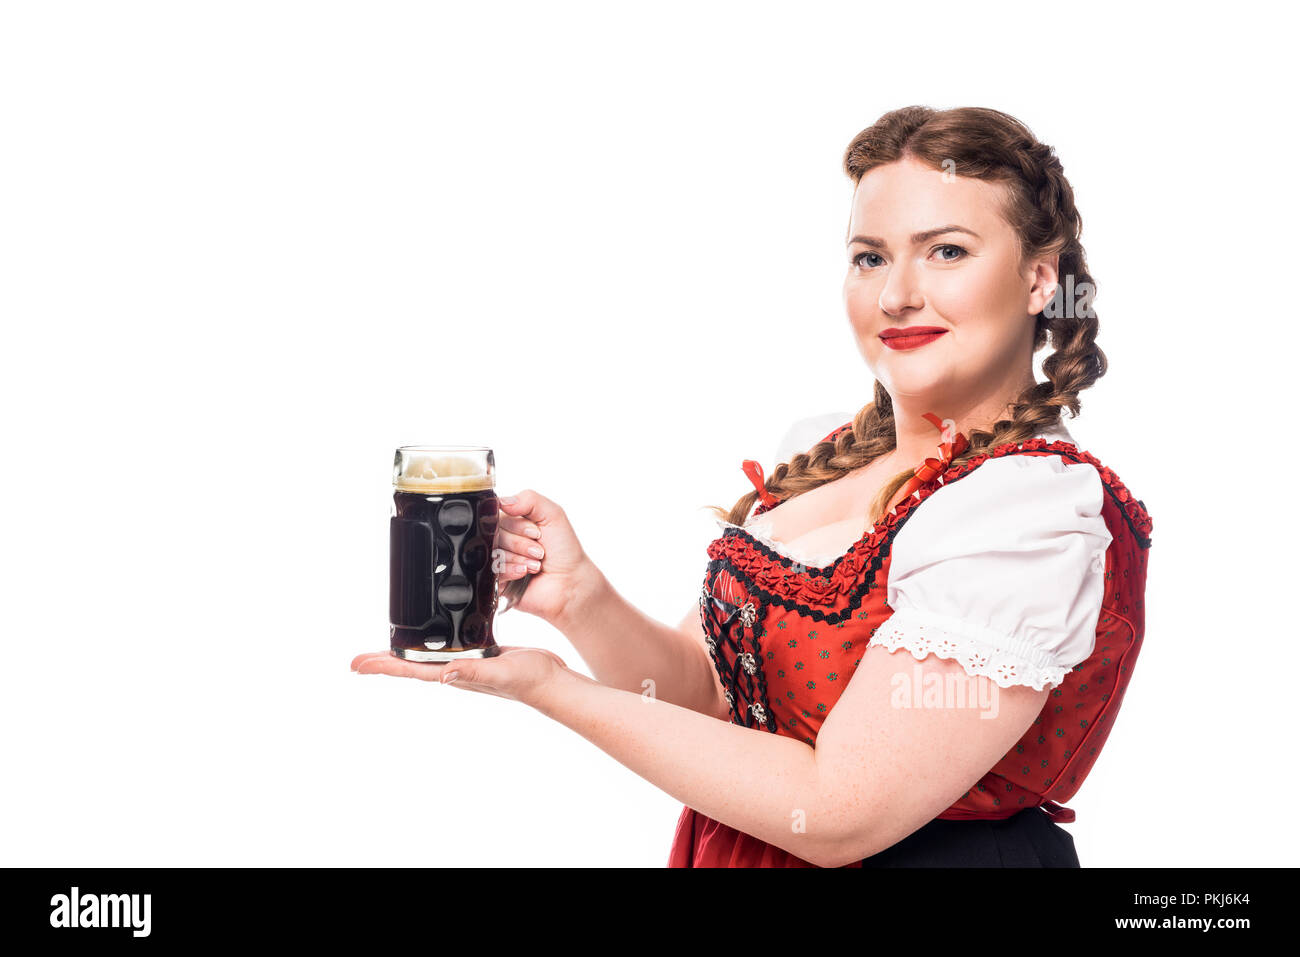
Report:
714,504,897,572
733,516,871,570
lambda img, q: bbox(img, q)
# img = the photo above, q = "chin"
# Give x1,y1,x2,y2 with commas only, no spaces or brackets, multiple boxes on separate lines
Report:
877,365,953,401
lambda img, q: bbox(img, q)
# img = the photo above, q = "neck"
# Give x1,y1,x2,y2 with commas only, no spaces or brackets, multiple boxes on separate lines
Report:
887,375,1039,470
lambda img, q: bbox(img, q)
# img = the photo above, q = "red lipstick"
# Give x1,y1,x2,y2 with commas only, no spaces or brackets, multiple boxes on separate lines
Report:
879,327,947,350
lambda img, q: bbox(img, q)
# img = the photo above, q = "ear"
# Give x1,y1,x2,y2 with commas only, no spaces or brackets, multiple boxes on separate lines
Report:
1026,251,1061,317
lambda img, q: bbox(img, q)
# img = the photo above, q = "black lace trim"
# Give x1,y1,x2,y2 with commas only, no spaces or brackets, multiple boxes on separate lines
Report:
699,588,778,733
707,518,904,626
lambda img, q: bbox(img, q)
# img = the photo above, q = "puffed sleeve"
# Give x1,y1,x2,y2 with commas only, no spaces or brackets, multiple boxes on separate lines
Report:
873,453,1113,691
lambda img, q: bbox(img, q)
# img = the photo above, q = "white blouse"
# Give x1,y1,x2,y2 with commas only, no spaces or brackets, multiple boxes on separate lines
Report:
725,418,1112,691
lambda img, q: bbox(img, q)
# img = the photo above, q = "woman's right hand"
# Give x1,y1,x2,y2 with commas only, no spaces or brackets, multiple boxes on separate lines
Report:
492,488,604,627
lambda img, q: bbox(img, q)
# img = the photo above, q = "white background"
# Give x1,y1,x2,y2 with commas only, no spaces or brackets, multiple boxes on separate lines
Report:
2,0,1295,867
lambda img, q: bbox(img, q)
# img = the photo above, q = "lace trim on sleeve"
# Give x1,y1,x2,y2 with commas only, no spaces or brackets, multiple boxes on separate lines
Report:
870,606,1070,692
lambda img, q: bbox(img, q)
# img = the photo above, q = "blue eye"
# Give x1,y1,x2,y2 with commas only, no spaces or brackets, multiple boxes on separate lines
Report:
851,244,968,269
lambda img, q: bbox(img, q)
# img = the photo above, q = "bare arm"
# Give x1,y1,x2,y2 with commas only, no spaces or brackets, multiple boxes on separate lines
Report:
492,488,729,721
553,569,731,721
532,644,1050,868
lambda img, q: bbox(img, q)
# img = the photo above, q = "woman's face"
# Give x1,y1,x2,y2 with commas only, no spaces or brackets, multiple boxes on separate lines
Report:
842,156,1058,413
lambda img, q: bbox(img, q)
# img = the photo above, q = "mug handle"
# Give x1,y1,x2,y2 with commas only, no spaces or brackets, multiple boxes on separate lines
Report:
498,571,533,615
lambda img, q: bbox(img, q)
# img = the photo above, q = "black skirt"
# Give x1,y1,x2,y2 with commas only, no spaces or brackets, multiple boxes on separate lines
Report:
858,807,1080,867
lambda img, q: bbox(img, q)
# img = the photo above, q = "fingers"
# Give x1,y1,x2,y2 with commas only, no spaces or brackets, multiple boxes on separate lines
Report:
350,650,515,697
352,651,451,682
497,513,542,540
496,527,543,558
496,492,553,579
494,528,543,567
492,545,539,578
350,651,390,671
498,489,564,527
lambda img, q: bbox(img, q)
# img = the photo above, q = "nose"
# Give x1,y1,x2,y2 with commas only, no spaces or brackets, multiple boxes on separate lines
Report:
877,258,925,316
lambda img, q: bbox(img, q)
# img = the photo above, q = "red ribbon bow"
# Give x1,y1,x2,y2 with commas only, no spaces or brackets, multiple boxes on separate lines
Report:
893,412,969,504
742,412,967,514
741,459,779,509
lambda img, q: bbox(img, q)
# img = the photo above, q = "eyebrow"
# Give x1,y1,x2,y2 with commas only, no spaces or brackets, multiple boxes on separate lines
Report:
846,225,981,248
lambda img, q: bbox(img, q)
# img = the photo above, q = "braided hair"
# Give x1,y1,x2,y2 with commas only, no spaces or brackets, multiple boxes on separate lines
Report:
713,105,1106,528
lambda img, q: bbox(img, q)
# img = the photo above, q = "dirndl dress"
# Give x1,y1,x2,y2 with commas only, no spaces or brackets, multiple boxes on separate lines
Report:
669,415,1152,867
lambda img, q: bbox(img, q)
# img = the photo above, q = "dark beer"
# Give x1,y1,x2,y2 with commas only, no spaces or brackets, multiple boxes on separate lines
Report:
390,448,501,661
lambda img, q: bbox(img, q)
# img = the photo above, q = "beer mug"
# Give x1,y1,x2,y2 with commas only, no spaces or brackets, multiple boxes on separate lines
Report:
390,446,502,661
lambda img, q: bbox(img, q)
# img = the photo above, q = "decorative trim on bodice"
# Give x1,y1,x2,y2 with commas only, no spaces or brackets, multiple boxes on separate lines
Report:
700,437,1153,734
698,587,778,731
721,516,845,570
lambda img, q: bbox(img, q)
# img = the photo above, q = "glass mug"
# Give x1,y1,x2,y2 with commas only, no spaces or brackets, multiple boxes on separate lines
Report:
389,446,502,661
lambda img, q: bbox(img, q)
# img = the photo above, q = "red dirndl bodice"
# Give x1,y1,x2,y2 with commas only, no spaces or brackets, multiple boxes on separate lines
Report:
668,426,1153,867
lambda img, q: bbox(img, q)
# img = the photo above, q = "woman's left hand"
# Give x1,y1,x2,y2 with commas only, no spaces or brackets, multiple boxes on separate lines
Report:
350,646,573,708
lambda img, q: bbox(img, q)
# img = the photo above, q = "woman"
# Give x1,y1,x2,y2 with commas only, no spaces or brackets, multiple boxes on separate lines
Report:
352,105,1153,867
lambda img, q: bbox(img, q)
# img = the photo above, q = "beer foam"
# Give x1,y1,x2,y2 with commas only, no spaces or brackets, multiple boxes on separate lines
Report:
394,453,494,493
